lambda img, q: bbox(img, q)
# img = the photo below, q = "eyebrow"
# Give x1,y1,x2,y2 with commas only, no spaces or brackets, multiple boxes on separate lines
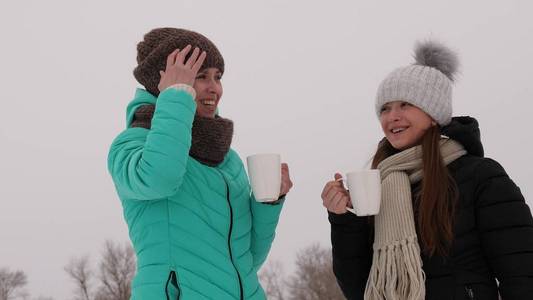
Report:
197,70,221,75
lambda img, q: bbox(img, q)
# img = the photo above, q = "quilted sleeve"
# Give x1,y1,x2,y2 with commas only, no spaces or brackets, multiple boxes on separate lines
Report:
329,212,373,300
475,158,533,299
107,88,196,200
249,194,285,271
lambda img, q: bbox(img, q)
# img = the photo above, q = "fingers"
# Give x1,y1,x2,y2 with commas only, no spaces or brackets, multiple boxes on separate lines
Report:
166,49,180,69
323,182,346,204
324,185,340,201
281,163,289,177
321,180,338,199
185,47,200,68
175,45,192,65
330,192,344,208
191,51,207,74
167,45,206,79
347,197,353,208
323,190,349,214
334,173,345,189
320,173,345,199
334,173,343,181
321,172,351,213
280,163,293,194
332,192,348,213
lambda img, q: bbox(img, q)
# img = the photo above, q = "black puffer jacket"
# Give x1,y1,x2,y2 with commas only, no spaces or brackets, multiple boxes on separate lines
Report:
329,117,533,299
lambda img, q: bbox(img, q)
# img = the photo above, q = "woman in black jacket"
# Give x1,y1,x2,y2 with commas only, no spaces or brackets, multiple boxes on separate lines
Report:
322,40,533,299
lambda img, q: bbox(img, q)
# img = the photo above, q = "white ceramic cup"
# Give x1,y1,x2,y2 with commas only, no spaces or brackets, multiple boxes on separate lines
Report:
246,153,281,202
343,170,381,216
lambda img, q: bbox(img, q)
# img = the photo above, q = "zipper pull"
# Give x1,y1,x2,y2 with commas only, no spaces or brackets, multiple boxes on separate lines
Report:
465,285,474,299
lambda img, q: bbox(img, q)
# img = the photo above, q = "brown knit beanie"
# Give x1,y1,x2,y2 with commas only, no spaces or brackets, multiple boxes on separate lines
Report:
133,27,224,96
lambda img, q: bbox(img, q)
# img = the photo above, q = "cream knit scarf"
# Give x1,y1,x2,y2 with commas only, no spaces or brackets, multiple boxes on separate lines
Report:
364,138,466,300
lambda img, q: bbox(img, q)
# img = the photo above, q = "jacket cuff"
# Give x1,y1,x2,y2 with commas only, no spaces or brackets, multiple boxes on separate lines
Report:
261,194,286,206
251,196,284,222
328,211,369,225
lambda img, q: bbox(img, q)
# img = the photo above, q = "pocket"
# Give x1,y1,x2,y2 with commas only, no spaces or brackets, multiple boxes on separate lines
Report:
165,271,181,300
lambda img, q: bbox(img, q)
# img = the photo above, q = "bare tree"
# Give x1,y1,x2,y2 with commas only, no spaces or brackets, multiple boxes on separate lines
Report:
64,240,136,300
95,240,135,300
64,256,92,300
259,260,287,300
260,244,345,300
287,244,345,300
0,268,28,300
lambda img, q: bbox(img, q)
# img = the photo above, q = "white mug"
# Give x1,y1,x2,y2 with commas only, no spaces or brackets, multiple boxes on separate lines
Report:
343,170,381,216
246,153,281,202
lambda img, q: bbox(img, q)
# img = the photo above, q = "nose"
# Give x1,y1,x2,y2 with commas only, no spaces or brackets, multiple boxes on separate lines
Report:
205,78,218,94
386,106,402,123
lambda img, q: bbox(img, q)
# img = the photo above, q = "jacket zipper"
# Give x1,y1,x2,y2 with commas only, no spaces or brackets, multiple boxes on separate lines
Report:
217,169,244,300
165,270,181,300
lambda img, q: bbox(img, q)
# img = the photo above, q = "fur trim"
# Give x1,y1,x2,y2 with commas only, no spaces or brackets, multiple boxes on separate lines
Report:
413,40,459,81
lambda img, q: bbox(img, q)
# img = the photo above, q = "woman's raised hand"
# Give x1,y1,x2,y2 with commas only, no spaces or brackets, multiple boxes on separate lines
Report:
158,45,207,92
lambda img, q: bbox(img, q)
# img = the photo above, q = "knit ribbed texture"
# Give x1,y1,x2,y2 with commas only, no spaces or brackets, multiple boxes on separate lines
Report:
364,139,466,300
376,65,453,126
130,104,234,167
133,27,224,96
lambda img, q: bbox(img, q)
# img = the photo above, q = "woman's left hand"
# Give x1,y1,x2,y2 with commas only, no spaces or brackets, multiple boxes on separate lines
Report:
279,163,293,197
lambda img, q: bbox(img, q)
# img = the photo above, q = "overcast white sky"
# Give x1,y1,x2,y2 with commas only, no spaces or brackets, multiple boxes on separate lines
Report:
1,0,532,299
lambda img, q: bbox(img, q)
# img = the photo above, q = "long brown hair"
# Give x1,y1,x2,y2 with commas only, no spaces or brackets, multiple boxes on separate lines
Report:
371,126,458,256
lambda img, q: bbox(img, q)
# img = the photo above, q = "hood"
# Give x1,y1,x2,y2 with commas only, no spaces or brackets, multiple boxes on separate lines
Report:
125,88,157,127
441,116,484,157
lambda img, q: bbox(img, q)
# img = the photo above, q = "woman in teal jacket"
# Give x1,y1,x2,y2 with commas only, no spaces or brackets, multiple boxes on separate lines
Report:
107,28,293,299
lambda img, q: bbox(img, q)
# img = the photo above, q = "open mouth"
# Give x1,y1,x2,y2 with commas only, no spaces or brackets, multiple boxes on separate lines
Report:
391,127,407,134
201,100,216,106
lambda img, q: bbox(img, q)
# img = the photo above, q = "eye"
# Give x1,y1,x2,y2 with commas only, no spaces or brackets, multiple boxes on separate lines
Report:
195,74,206,79
380,105,390,114
215,74,222,81
400,102,412,108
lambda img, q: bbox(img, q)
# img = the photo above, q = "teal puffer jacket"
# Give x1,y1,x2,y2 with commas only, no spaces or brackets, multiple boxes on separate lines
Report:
107,88,284,299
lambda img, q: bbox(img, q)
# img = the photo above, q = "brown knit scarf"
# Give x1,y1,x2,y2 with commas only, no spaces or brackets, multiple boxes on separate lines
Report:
364,138,466,300
131,104,234,167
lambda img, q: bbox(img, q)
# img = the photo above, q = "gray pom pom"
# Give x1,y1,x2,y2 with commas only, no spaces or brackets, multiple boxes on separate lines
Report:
413,40,459,81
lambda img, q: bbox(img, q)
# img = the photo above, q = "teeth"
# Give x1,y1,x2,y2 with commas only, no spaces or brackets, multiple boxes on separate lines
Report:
392,128,406,133
202,100,216,106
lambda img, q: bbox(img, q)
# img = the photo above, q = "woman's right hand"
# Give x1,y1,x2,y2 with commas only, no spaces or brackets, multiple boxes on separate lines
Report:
321,173,352,214
157,45,207,92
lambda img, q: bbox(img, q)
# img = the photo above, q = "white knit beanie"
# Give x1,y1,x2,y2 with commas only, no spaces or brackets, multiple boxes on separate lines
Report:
375,40,459,126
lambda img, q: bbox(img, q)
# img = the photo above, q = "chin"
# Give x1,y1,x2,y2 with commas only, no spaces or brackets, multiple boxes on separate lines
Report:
391,144,404,150
197,110,216,118
394,141,417,151
388,139,408,151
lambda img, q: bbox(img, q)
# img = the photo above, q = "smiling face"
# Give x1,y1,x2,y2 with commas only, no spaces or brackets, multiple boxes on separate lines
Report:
379,101,435,150
193,67,223,118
